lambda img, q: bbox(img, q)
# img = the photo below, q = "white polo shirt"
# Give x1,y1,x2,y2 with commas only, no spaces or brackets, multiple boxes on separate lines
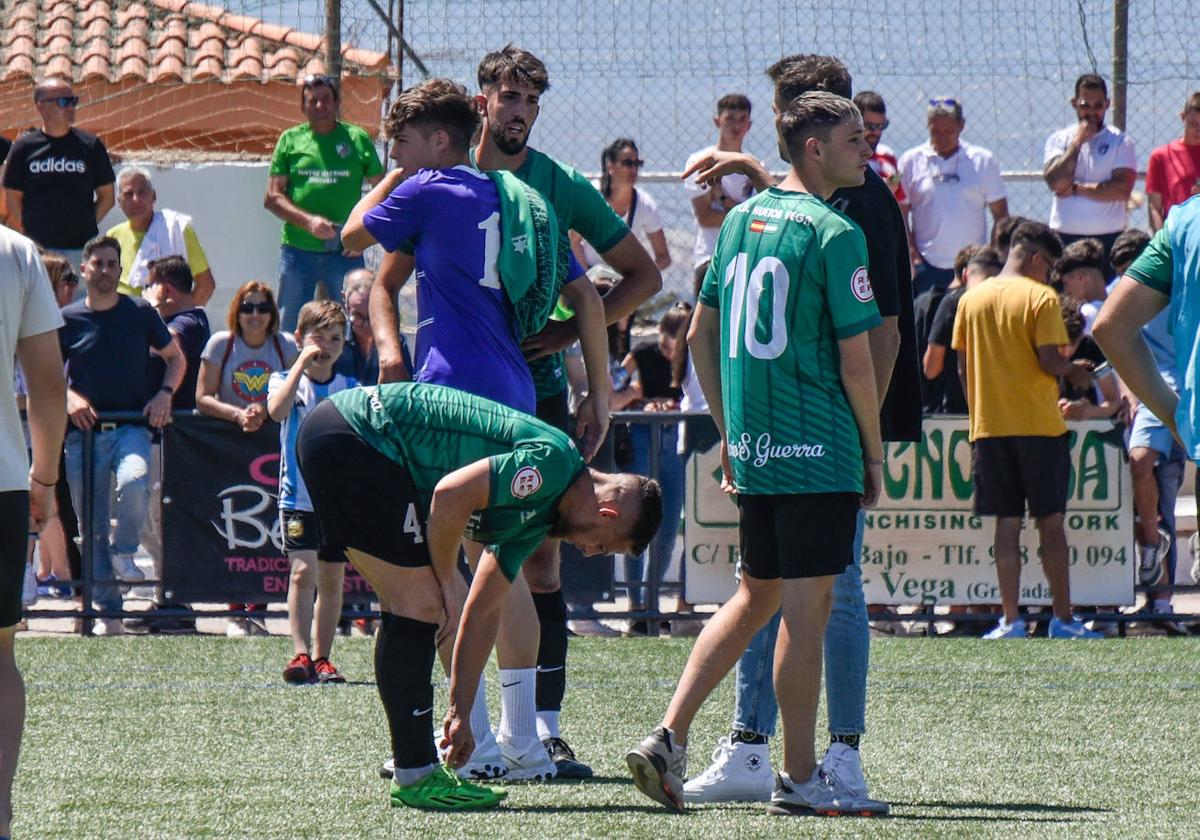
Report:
0,226,63,492
1043,124,1136,235
898,140,1007,269
683,145,756,266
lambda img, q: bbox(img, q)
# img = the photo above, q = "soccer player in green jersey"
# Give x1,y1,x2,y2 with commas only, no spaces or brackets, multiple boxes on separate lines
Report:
297,382,662,810
469,45,663,778
627,91,885,817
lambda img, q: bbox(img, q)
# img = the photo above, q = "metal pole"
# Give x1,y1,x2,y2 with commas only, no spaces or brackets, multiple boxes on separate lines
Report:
80,428,94,635
646,424,662,637
324,0,342,78
1111,0,1128,131
363,0,431,78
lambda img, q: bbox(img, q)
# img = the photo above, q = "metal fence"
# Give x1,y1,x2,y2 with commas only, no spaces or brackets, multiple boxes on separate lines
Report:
24,408,1200,637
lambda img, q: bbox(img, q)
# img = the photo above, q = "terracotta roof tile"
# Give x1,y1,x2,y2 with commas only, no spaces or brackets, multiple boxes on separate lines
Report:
4,21,37,47
2,0,393,86
79,1,113,29
3,54,35,81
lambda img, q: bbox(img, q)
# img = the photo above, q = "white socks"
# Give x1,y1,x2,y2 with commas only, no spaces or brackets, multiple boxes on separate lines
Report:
469,674,491,743
497,667,537,742
536,710,560,741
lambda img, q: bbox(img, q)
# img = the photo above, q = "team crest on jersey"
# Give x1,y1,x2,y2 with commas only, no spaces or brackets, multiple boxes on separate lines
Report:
850,266,874,302
511,466,543,499
231,360,273,402
336,142,351,158
1098,142,1110,155
511,234,528,254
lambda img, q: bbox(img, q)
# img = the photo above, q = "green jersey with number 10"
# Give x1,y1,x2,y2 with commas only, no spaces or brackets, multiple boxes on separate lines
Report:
697,188,881,496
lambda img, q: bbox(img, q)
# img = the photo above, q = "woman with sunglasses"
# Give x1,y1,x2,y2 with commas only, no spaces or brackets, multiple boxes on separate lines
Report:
197,281,298,636
572,139,671,272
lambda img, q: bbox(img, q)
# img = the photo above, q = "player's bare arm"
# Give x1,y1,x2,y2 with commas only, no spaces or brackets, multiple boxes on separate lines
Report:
370,249,416,383
16,329,66,529
444,553,511,768
839,331,884,507
682,150,775,192
341,168,408,251
1093,278,1179,440
687,303,734,492
558,277,611,461
523,232,662,357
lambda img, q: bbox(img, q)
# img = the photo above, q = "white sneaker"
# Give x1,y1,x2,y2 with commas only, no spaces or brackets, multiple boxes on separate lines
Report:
110,553,145,583
982,617,1027,639
225,618,249,637
682,736,773,803
820,743,889,816
21,563,37,606
91,617,126,637
766,768,844,816
496,733,556,782
434,727,509,781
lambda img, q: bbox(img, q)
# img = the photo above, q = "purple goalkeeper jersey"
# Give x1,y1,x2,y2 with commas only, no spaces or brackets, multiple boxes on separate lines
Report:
363,165,535,413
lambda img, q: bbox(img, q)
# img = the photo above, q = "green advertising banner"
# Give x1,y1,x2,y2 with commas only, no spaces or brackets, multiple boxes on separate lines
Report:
684,417,1134,607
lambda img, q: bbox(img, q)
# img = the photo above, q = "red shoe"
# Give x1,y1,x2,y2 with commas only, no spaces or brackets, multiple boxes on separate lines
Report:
283,653,315,685
313,657,346,684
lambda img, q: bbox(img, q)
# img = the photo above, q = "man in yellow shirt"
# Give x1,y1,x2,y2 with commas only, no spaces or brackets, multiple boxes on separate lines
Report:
106,166,215,305
951,220,1099,639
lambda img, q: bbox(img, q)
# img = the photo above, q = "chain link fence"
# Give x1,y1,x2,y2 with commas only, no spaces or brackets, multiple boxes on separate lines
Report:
240,0,1197,302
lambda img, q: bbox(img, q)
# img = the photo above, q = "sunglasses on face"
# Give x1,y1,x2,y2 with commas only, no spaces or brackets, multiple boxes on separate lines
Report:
863,120,890,132
617,158,645,169
928,97,959,107
60,273,79,285
239,301,272,315
39,95,79,108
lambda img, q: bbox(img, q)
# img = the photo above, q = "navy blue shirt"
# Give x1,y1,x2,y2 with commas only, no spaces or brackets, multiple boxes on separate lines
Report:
59,295,173,411
151,307,210,411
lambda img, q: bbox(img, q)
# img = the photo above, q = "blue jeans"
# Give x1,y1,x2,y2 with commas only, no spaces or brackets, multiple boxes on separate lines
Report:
276,245,363,332
732,508,868,737
65,425,152,613
624,423,684,610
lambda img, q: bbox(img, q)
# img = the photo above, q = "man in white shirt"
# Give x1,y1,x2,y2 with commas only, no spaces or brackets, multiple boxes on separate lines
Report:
683,94,756,273
899,97,1008,295
0,226,67,840
1042,74,1136,274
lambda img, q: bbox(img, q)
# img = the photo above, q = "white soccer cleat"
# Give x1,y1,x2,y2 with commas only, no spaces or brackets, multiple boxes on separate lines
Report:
440,728,509,781
682,736,773,803
820,743,890,816
495,733,557,782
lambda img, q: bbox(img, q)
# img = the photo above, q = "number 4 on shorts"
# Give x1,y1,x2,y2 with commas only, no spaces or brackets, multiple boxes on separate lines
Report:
403,503,425,544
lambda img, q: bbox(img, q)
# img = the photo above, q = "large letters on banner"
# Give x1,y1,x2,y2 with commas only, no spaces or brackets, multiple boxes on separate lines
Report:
161,416,371,602
684,417,1134,606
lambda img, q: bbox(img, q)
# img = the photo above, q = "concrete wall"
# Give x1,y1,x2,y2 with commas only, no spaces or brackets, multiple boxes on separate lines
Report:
100,161,283,323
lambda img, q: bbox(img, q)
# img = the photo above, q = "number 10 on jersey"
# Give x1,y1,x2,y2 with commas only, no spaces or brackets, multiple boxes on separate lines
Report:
725,252,789,360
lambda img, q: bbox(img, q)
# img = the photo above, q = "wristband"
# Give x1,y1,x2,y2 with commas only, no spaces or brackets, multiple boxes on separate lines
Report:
160,385,175,395
30,475,56,488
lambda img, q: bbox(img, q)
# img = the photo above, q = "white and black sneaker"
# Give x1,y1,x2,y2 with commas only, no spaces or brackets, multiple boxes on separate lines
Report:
682,735,772,803
496,734,557,782
820,743,890,816
766,768,844,817
626,727,688,812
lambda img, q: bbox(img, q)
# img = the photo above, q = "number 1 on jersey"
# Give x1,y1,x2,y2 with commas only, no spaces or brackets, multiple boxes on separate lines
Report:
478,211,501,289
724,252,789,360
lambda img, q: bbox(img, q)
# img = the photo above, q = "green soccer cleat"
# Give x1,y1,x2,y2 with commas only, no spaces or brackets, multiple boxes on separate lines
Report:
389,765,508,811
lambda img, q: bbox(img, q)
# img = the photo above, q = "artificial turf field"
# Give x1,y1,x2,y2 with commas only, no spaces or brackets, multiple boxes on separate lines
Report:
13,635,1200,838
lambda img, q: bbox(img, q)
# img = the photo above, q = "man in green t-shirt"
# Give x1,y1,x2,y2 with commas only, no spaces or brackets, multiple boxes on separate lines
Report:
465,45,664,779
627,92,885,818
297,382,662,810
264,74,384,331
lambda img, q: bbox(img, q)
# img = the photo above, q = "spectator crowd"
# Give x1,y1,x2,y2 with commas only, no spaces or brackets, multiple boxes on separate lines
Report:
4,67,1199,640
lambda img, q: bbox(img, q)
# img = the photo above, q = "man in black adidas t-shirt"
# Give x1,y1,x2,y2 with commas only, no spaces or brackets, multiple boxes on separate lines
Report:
3,78,115,263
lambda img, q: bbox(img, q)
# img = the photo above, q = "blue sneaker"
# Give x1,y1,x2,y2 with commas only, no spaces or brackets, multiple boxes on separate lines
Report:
982,617,1027,639
1048,616,1103,639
